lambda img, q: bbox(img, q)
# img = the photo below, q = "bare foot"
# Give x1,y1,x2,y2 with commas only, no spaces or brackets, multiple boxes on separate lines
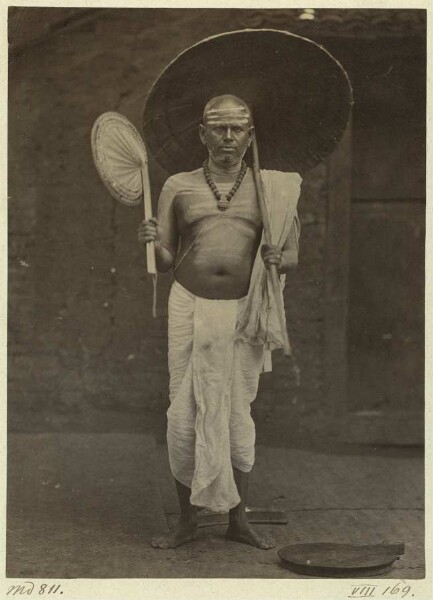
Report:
225,520,275,550
150,521,198,549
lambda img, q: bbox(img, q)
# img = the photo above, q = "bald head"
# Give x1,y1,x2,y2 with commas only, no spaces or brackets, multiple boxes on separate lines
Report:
202,95,253,126
199,94,254,170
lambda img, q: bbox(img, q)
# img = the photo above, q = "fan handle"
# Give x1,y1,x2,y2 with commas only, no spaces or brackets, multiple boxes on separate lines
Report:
140,165,157,275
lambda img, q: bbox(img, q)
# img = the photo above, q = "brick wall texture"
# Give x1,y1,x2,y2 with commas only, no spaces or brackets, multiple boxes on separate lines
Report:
8,9,330,435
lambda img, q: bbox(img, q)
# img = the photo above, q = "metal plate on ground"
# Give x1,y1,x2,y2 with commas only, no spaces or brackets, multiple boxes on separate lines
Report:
278,542,405,578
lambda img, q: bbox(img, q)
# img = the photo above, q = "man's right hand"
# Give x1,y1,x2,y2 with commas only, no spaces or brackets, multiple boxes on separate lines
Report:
138,217,160,246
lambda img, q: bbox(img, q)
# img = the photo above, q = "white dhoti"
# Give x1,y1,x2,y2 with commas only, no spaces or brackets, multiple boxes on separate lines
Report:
167,280,265,513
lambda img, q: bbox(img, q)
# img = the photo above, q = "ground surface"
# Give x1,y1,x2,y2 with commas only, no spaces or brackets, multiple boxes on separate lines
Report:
7,433,424,579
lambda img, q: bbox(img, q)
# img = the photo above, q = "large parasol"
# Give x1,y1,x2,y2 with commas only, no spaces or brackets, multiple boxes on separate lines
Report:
142,28,353,176
142,29,353,352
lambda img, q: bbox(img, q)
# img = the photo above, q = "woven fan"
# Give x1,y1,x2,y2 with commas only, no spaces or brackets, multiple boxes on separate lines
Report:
91,112,156,275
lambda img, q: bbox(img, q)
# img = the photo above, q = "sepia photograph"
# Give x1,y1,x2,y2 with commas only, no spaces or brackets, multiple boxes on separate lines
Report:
4,2,429,596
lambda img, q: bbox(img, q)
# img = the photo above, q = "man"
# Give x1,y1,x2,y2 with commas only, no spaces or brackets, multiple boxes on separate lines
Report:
138,94,301,549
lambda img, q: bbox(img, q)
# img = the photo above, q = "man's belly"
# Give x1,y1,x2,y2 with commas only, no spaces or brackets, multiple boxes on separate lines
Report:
174,222,261,299
175,262,254,299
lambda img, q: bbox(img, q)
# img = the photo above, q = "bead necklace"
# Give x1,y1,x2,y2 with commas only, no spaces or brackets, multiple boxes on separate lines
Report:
202,159,248,211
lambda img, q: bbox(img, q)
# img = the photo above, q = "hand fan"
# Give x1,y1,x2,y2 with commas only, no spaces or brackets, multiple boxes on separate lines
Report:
91,111,156,275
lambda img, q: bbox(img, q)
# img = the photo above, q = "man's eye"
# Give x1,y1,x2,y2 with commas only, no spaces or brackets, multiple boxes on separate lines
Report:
214,127,224,134
232,127,242,133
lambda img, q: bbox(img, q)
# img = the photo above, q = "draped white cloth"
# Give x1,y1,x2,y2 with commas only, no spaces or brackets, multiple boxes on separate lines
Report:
167,281,264,512
235,170,302,365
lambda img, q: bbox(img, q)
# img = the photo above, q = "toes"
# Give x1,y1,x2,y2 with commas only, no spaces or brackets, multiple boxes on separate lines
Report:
150,537,169,549
226,526,276,550
259,539,276,550
255,535,275,550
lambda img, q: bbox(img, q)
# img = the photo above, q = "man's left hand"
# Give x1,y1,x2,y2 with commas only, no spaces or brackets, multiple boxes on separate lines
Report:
261,244,283,271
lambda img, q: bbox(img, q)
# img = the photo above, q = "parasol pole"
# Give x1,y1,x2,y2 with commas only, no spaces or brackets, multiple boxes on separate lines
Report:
251,136,290,356
140,160,157,275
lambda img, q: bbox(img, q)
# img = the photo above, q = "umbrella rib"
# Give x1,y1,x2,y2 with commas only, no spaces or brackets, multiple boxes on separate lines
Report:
143,100,199,126
150,113,201,139
150,120,201,157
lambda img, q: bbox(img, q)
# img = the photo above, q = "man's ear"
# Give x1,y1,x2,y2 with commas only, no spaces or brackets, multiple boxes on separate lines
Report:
199,124,207,145
248,126,255,146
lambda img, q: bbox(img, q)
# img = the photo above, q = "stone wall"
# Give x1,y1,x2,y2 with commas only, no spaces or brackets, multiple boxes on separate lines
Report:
8,8,337,436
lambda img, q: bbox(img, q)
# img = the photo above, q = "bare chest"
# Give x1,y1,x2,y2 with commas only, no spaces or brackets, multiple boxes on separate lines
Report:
173,173,262,233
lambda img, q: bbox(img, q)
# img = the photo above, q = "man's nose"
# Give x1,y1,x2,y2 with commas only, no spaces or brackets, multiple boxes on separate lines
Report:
223,126,233,140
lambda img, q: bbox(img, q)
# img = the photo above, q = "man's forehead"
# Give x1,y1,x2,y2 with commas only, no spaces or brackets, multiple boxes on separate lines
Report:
204,106,250,126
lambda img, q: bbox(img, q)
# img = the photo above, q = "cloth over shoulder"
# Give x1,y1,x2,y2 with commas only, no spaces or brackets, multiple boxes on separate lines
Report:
235,170,302,369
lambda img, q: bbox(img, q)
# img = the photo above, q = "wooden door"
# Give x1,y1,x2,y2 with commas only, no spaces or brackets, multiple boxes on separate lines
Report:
346,200,425,444
324,122,424,445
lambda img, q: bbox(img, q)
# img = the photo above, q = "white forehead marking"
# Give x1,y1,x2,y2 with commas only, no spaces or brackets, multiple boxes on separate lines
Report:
206,107,249,114
204,106,250,125
205,118,250,125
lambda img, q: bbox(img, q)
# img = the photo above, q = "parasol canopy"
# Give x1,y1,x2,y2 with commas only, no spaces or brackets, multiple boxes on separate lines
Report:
142,29,353,176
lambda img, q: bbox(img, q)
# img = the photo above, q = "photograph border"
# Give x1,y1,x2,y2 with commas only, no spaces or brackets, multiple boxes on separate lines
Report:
1,1,431,599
